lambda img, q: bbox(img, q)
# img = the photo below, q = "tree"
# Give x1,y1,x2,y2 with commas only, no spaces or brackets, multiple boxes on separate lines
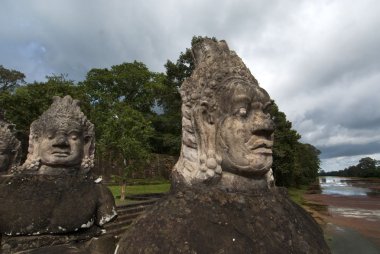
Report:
151,49,194,155
82,61,163,115
97,103,154,200
295,143,321,185
0,65,26,93
269,102,301,187
322,157,380,178
80,62,166,155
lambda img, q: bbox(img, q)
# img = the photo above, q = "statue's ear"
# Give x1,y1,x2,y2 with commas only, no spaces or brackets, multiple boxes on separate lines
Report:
194,101,215,124
80,135,95,174
83,135,94,157
192,102,221,179
22,133,41,171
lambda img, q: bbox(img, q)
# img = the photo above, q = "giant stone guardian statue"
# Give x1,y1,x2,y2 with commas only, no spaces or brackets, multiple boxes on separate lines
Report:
0,119,21,174
173,39,275,191
118,38,330,254
0,96,117,253
22,95,95,175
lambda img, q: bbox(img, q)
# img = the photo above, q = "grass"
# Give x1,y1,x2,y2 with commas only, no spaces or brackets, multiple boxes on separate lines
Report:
287,186,308,206
108,182,309,206
108,183,171,197
108,182,171,206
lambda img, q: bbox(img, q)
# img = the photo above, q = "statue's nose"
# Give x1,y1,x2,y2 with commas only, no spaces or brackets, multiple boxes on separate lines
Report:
53,134,69,146
251,112,274,137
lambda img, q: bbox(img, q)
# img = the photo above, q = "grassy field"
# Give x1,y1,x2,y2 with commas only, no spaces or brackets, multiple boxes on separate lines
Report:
108,181,309,207
108,183,171,197
108,182,171,205
287,186,308,205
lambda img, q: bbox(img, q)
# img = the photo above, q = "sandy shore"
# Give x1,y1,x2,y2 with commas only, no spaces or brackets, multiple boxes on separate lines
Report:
303,193,380,247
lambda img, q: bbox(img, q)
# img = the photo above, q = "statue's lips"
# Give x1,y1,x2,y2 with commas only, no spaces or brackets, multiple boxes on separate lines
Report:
245,139,273,155
51,151,70,157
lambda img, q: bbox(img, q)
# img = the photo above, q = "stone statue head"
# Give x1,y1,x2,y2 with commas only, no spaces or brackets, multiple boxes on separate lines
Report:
173,38,275,190
22,95,95,174
0,122,21,173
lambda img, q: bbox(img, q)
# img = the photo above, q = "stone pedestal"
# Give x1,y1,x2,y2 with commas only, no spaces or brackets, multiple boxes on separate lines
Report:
118,185,330,254
0,174,117,253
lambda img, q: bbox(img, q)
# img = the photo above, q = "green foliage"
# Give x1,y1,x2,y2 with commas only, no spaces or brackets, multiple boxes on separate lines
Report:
295,143,321,185
152,46,194,155
96,103,154,178
81,61,163,114
80,61,170,157
270,103,321,187
270,103,300,186
321,157,380,177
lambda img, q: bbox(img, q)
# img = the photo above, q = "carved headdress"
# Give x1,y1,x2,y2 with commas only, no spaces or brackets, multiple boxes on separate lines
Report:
173,38,273,187
23,95,95,173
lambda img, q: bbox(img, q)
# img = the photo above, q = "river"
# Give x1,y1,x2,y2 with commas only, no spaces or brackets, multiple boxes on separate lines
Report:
303,176,380,254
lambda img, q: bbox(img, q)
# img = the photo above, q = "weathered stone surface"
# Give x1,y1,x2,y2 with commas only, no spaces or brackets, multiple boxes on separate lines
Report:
173,38,275,190
21,95,95,175
0,174,115,236
1,227,117,254
118,185,330,254
1,225,102,253
0,118,21,174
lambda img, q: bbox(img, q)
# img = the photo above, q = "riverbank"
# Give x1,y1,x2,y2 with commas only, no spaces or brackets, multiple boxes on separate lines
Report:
301,177,380,253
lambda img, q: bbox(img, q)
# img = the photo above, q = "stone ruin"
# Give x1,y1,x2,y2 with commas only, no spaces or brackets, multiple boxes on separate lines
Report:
0,117,21,174
0,96,117,253
118,38,330,253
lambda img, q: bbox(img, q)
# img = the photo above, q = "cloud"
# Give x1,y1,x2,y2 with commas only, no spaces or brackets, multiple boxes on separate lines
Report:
1,0,379,171
321,153,380,172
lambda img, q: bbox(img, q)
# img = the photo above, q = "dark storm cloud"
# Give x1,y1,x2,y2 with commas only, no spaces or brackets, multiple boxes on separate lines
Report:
1,0,380,171
0,0,291,81
319,142,380,159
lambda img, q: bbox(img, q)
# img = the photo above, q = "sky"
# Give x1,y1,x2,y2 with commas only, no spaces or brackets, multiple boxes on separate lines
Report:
1,0,379,171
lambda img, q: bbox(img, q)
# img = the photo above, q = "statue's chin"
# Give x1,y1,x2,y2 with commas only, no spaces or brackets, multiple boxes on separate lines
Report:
221,152,272,178
38,165,79,175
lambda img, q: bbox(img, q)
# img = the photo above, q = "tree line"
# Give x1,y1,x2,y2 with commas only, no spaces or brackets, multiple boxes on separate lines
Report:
320,157,380,178
0,37,321,188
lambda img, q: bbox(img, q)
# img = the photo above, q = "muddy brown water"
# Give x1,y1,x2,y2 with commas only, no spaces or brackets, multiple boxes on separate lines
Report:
303,176,380,253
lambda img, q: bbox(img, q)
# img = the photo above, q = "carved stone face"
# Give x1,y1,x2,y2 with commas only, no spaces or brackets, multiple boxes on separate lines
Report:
216,80,274,177
0,142,10,172
38,120,84,167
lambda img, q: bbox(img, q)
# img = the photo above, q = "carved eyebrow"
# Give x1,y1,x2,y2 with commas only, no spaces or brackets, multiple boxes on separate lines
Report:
68,129,81,133
263,101,272,110
233,94,251,104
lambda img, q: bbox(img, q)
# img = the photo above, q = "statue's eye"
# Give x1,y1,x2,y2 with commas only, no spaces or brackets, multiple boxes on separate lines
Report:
251,102,262,110
69,132,79,140
263,101,272,114
47,131,55,139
